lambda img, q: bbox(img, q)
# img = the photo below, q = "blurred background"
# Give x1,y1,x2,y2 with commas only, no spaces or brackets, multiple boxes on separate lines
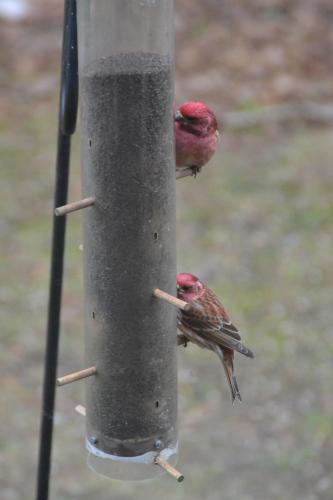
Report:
1,1,333,499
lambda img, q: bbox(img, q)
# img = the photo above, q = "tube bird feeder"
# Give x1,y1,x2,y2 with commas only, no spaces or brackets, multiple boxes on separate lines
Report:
76,0,177,480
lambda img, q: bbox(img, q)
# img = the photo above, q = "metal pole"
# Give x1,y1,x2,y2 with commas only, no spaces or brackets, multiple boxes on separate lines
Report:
35,1,78,499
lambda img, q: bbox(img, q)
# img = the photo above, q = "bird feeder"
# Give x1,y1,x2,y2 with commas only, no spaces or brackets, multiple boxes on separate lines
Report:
63,0,178,480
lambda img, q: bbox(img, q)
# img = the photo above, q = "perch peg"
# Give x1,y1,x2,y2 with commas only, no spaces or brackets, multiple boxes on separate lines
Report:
153,288,190,311
56,366,97,386
176,167,195,180
154,456,184,482
55,196,95,216
75,404,86,417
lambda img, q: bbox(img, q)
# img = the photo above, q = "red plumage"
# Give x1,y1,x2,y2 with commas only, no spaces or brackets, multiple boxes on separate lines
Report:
175,101,220,179
177,273,254,402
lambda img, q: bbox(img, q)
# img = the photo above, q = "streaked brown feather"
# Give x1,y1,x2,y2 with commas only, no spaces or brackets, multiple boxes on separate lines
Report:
177,279,254,402
179,285,254,357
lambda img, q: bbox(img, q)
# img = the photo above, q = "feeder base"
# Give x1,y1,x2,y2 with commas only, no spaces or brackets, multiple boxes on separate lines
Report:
86,439,178,481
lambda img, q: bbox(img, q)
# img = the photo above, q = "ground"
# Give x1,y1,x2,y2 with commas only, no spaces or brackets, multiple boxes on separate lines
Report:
1,1,333,499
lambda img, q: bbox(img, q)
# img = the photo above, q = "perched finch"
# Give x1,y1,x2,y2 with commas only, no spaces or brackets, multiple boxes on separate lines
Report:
176,273,254,402
175,101,220,179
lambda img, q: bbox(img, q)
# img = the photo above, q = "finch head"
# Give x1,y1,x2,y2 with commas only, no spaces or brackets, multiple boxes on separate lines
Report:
176,272,204,302
175,101,218,137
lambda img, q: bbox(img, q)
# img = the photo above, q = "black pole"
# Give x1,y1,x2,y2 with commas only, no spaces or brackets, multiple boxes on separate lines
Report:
35,2,78,500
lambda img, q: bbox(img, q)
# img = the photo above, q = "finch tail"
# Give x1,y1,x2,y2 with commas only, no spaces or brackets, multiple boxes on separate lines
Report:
222,359,242,404
210,343,242,403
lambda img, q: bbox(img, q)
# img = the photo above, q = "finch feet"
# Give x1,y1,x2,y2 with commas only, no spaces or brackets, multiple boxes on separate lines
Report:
177,334,188,347
191,166,202,178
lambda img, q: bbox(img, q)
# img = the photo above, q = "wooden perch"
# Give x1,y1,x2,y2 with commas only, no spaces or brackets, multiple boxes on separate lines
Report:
155,456,184,482
176,167,195,180
55,196,95,216
153,288,190,311
75,404,86,417
56,366,97,386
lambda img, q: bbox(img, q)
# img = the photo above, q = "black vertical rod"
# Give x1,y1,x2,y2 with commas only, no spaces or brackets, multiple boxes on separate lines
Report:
35,1,78,500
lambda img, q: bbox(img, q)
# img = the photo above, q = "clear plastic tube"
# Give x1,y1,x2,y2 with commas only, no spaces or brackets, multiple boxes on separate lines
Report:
77,0,176,481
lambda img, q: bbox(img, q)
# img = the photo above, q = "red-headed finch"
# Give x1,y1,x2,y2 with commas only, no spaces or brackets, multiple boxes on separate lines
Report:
175,101,220,179
177,273,254,403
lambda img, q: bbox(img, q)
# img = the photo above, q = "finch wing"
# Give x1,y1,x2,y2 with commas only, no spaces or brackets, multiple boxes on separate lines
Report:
186,292,241,340
181,291,254,358
179,310,254,358
216,319,241,340
189,312,242,341
201,328,254,358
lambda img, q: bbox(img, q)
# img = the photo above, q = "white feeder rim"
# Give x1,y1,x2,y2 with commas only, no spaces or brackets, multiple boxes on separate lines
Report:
86,439,178,465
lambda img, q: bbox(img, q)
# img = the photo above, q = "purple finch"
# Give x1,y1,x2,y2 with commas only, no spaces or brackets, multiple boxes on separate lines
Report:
177,273,254,402
175,101,220,179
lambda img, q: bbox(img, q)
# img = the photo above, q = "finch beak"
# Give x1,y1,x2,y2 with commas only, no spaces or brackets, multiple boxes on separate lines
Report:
174,110,184,122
